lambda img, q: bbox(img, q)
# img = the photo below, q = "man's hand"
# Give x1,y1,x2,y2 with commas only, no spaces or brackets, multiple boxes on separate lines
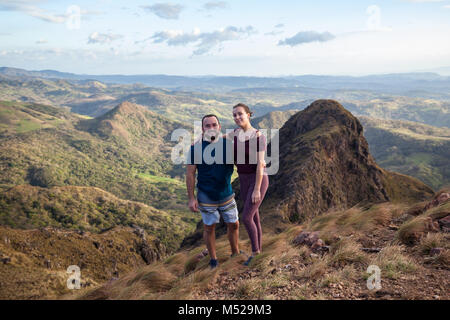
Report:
189,198,199,212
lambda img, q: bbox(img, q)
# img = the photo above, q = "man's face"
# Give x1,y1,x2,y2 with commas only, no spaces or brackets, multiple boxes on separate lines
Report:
202,116,221,142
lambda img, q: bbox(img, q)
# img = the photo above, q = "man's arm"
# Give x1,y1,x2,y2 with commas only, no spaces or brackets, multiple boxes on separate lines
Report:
186,164,199,212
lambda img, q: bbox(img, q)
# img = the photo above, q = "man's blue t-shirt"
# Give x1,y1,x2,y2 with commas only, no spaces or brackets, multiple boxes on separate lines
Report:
187,138,234,201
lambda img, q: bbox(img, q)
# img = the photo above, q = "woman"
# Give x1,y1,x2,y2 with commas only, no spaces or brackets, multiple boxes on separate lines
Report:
229,103,269,266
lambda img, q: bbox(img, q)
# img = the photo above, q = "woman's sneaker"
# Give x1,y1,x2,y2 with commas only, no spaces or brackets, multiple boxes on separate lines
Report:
243,256,254,266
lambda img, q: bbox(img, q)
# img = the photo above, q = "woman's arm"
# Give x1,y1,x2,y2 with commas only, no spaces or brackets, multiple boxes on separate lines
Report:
251,132,266,204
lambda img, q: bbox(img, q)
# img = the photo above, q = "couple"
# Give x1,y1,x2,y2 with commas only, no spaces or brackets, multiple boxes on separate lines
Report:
186,103,269,269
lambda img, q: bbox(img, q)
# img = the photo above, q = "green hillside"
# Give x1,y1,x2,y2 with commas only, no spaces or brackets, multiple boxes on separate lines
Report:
0,185,197,251
0,100,198,250
359,116,450,190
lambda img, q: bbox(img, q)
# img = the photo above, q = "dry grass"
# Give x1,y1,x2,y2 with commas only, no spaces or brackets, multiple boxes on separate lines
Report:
397,201,449,244
247,233,295,273
235,278,262,299
319,265,358,288
163,252,189,276
307,203,406,244
295,256,329,280
234,271,294,299
418,233,449,255
397,216,429,244
424,250,450,267
424,201,450,220
329,237,370,268
286,284,311,300
370,245,418,279
139,269,178,291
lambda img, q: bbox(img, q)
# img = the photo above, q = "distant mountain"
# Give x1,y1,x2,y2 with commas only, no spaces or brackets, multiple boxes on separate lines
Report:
342,98,450,128
79,101,185,145
0,73,237,125
252,110,298,129
417,66,450,76
2,66,450,95
2,69,450,128
359,116,450,190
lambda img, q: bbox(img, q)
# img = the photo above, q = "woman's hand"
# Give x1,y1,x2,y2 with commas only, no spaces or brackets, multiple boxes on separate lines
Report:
251,189,261,204
260,159,266,168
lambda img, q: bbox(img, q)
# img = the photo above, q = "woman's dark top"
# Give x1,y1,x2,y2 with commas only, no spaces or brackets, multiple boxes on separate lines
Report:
233,129,267,174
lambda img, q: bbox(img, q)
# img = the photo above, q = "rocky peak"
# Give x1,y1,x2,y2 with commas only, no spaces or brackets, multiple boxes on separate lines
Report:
265,99,433,223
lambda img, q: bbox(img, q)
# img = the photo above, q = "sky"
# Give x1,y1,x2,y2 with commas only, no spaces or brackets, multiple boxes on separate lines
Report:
1,0,450,76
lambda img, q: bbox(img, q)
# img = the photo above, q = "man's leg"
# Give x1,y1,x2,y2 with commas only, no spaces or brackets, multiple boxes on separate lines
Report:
204,224,216,260
227,221,240,255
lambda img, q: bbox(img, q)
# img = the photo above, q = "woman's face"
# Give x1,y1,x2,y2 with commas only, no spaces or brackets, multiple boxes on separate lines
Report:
233,106,250,127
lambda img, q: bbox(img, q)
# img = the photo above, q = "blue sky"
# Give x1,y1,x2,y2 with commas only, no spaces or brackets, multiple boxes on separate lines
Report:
1,0,450,76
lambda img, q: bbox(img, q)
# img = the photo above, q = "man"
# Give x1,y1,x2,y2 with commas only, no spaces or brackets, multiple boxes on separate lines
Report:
186,114,240,269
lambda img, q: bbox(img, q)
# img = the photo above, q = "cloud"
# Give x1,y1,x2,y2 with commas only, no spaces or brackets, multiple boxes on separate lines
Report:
278,31,335,46
264,30,283,36
36,39,47,44
141,3,184,20
0,0,66,23
0,1,103,23
265,23,285,36
203,1,228,10
87,32,124,44
145,25,256,55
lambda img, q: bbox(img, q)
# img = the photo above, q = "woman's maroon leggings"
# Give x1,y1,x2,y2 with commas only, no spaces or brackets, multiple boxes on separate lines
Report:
239,173,269,253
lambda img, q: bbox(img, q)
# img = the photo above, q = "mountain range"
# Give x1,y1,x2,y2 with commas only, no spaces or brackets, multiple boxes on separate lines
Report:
2,67,450,95
0,67,448,300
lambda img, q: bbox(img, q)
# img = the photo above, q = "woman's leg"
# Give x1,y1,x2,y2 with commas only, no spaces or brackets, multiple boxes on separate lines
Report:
253,209,262,253
239,174,259,254
241,174,269,254
253,174,268,252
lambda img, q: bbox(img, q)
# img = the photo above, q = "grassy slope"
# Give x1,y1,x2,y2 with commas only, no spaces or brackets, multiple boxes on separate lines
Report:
74,189,449,300
0,225,156,299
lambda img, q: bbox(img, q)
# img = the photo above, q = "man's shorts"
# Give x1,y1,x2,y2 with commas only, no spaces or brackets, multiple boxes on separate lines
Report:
197,189,239,226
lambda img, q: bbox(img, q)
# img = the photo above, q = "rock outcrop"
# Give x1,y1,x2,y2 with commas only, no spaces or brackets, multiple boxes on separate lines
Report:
265,99,433,222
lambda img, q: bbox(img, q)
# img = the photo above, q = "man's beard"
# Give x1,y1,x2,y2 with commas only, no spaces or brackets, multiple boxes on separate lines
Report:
203,129,220,142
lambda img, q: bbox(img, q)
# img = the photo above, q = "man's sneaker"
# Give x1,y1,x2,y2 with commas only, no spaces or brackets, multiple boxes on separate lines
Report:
209,258,218,269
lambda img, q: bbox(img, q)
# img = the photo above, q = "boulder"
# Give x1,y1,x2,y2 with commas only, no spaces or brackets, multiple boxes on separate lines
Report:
293,231,328,252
